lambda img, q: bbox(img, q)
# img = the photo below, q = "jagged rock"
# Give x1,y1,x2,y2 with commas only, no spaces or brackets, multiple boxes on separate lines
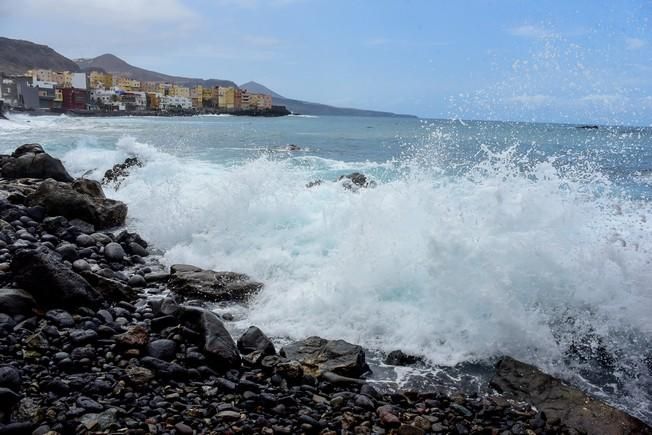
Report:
78,271,137,302
27,179,127,229
102,157,143,186
237,326,276,356
0,144,73,182
176,306,241,370
72,179,105,198
11,249,101,309
490,356,650,434
168,266,263,303
280,336,369,378
385,350,421,366
0,288,35,315
337,172,376,189
115,325,149,348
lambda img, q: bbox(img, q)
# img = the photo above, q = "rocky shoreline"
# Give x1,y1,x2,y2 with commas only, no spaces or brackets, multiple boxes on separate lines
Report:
0,144,649,434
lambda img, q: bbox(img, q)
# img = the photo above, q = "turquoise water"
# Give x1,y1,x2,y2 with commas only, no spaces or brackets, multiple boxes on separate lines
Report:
1,113,651,422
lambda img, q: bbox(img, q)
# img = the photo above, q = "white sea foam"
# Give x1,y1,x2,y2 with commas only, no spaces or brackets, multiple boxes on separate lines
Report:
31,129,652,422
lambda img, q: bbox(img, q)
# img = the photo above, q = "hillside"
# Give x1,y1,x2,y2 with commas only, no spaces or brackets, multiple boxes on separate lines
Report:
0,37,80,75
240,81,285,99
241,81,415,117
76,54,238,88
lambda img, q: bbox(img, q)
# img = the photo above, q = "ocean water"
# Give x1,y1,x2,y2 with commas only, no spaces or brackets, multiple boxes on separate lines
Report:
1,113,651,422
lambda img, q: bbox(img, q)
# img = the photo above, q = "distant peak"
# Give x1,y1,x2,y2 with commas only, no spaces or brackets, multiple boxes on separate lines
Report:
239,81,285,99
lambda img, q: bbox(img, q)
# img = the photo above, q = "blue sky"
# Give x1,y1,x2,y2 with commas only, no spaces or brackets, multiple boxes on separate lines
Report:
1,0,651,124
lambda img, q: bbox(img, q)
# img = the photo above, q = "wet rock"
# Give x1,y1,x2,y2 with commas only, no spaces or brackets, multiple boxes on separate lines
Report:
11,248,101,309
146,339,177,361
27,179,127,229
101,157,143,186
385,350,421,366
127,274,146,288
176,307,241,370
337,172,376,189
490,356,650,434
0,144,73,182
78,271,137,302
0,366,21,391
127,242,148,257
280,336,368,378
103,242,125,261
237,326,276,356
141,357,187,380
0,288,35,315
115,325,149,348
72,179,105,199
45,309,75,328
168,266,263,303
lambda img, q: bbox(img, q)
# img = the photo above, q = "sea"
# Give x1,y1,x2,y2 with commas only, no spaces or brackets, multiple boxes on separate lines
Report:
1,113,651,423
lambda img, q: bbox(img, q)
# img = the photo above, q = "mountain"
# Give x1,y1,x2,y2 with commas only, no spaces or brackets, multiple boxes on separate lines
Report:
241,81,415,118
0,37,80,75
240,81,285,99
76,54,238,88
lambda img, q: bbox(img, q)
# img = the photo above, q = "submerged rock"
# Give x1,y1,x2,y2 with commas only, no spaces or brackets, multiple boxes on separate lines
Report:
101,157,143,187
280,336,369,378
168,265,263,303
490,356,649,434
0,144,73,182
27,179,127,229
337,172,376,189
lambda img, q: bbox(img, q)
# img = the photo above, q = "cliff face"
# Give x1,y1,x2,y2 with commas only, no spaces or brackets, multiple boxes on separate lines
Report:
0,37,80,75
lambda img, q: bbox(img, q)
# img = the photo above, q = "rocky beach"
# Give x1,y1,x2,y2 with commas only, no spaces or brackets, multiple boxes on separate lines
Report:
0,143,649,435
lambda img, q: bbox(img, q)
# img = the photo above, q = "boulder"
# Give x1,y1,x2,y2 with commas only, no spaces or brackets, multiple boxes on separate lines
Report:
104,242,125,261
0,144,73,182
176,307,241,370
11,249,101,309
168,267,263,303
280,336,369,378
0,288,35,315
490,356,650,434
237,326,276,356
78,271,137,302
27,179,127,229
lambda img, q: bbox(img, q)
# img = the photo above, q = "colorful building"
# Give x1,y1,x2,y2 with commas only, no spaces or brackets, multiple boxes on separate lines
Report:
190,85,203,109
160,95,192,110
89,71,113,89
169,85,190,98
114,77,141,92
249,93,273,110
62,88,89,111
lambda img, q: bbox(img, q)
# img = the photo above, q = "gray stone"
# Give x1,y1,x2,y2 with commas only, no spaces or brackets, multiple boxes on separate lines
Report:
146,339,177,361
490,356,650,434
237,326,276,356
72,259,91,273
280,336,368,378
127,274,146,287
75,234,96,247
0,288,35,315
0,366,21,390
45,309,75,327
104,242,125,261
168,267,263,303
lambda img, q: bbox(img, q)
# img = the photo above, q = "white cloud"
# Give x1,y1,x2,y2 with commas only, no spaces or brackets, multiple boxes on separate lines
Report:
508,24,555,39
625,37,646,50
507,94,555,106
580,94,629,107
3,0,197,26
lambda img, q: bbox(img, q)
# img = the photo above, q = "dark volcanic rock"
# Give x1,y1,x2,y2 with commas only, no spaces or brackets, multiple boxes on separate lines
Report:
238,326,276,356
103,242,125,261
490,356,650,434
146,339,177,361
11,249,101,309
280,336,368,378
27,178,127,229
0,144,73,182
101,157,143,187
0,288,35,315
337,172,376,189
78,271,137,303
176,307,241,370
385,350,421,366
168,266,263,303
0,366,21,391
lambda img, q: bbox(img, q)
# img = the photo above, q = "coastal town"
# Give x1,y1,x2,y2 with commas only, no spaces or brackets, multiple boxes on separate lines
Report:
0,68,285,116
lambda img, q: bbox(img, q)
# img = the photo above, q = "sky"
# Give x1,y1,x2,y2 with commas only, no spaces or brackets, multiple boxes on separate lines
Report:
1,0,651,124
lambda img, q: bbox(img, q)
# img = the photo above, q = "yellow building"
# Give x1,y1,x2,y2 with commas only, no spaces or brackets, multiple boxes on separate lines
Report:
218,86,237,111
114,77,141,92
202,86,218,107
89,71,113,89
169,85,190,98
146,92,162,110
141,81,160,93
249,93,273,110
190,85,203,109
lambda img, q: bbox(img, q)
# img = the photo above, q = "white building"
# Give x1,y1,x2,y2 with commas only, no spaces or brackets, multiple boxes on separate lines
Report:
160,95,192,110
71,73,87,89
90,89,118,106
